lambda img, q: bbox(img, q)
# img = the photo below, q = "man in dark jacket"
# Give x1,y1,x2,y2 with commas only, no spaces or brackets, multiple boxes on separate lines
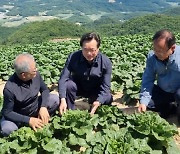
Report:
58,32,113,115
1,53,59,136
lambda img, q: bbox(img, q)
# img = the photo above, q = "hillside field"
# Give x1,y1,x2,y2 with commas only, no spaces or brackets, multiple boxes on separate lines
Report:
0,33,180,153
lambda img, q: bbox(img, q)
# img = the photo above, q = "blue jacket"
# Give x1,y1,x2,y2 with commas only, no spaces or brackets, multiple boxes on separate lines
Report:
140,45,180,106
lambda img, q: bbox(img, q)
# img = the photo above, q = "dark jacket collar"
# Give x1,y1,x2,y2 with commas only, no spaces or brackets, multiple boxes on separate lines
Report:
14,73,32,87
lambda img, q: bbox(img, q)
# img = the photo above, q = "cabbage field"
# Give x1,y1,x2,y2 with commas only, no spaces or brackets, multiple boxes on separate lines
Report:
0,105,179,154
0,33,180,153
0,34,153,103
1,33,180,102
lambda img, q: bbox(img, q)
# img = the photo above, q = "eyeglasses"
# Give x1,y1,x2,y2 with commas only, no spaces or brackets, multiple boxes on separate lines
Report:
82,48,97,53
28,69,37,75
21,68,37,75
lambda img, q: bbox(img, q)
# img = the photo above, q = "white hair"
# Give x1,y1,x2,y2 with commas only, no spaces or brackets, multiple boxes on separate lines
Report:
13,53,35,76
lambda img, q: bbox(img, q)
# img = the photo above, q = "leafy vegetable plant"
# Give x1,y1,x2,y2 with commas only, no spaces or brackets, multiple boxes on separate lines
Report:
0,106,179,153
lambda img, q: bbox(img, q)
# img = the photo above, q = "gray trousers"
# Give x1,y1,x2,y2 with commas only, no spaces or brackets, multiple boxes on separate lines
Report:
0,93,59,136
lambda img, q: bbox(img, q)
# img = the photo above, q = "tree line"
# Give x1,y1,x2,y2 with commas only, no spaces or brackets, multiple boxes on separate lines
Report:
1,14,180,45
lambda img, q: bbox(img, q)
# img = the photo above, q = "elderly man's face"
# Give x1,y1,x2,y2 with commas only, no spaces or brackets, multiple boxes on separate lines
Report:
23,60,37,81
82,38,99,62
153,39,174,61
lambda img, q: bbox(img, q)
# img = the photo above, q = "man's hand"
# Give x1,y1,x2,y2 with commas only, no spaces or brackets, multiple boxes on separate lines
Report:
38,107,50,124
138,104,147,112
29,117,44,132
59,98,67,115
90,101,100,115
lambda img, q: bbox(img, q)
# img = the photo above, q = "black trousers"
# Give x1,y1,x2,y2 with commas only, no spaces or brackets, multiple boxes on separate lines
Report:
150,85,180,118
64,80,113,110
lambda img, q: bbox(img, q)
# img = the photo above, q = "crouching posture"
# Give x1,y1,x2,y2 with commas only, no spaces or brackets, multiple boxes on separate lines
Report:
139,29,180,121
0,53,59,136
58,32,113,115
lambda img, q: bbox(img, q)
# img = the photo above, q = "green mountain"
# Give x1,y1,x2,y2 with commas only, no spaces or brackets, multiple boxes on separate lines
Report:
162,6,180,16
5,19,87,45
0,26,18,44
86,14,180,36
0,0,171,17
2,14,180,45
1,0,180,45
84,16,122,37
0,0,180,26
118,14,180,35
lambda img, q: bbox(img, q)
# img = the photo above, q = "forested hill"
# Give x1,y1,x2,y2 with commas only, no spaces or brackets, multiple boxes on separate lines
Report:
92,14,180,36
162,6,180,16
1,0,173,16
1,0,180,25
1,19,88,45
1,14,180,45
